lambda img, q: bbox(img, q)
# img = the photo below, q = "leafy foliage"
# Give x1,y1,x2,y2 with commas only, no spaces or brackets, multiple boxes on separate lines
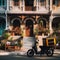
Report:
3,33,10,39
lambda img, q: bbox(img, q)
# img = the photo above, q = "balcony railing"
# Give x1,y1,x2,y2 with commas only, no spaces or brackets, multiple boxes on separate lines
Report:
7,6,49,14
52,5,60,14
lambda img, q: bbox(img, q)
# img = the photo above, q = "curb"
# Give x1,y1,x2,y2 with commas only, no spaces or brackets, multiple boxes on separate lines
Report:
0,51,26,56
0,52,10,55
0,49,60,56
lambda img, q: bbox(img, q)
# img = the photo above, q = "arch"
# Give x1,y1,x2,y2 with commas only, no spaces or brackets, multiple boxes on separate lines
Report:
11,17,21,27
0,17,6,35
25,19,33,28
23,17,36,24
52,17,60,31
24,17,34,37
10,17,22,36
37,17,47,28
13,19,20,27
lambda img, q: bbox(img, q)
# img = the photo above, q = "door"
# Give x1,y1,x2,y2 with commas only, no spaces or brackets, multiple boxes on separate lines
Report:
25,19,33,37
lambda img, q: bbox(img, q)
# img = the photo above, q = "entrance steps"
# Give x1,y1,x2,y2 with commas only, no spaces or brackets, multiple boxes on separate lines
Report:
22,36,48,51
22,37,35,52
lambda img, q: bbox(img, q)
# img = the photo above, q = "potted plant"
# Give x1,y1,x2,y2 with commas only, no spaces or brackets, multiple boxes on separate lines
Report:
44,30,50,36
2,32,10,50
34,28,39,38
17,40,23,50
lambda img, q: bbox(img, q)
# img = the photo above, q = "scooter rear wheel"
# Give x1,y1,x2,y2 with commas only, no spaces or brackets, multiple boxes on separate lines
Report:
27,49,34,57
47,49,53,57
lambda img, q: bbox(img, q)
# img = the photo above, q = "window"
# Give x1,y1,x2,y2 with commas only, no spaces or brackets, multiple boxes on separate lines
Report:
0,0,6,6
0,0,1,6
57,0,60,6
53,0,60,6
25,0,34,6
52,0,60,10
14,0,19,6
40,0,46,6
2,0,4,5
53,0,55,5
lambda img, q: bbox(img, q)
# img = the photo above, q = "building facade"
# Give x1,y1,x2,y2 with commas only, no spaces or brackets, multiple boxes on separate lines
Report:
0,0,60,37
0,0,7,35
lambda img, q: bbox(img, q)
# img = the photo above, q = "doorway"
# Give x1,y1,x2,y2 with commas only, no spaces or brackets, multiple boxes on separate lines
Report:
12,18,21,35
13,19,20,27
25,19,33,37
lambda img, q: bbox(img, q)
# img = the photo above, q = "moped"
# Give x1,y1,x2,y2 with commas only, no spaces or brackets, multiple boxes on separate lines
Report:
27,40,54,57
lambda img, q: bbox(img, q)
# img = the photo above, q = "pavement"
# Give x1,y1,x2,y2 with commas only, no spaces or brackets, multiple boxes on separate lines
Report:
0,49,60,56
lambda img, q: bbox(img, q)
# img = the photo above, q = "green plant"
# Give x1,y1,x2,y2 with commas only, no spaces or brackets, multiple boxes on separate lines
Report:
39,20,43,26
0,43,5,50
45,30,50,33
9,37,13,42
18,40,23,48
34,28,39,35
3,33,10,39
2,32,10,50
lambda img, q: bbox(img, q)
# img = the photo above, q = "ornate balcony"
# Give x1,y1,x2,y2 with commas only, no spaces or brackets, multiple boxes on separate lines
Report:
52,5,60,15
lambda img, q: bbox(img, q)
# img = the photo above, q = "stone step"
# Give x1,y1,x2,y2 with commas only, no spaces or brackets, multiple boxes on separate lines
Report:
23,37,35,50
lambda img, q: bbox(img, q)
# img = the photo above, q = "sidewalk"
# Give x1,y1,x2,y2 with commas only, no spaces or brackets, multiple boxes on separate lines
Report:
0,50,10,55
0,49,27,56
0,49,60,56
54,49,60,54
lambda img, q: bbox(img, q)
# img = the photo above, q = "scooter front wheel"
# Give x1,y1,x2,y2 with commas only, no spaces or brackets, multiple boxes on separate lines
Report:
27,49,34,57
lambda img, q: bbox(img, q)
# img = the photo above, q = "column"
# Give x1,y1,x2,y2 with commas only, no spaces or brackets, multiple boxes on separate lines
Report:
19,0,21,11
34,0,38,11
46,0,49,10
39,0,41,10
7,0,9,11
36,0,38,11
23,0,25,11
49,15,53,34
34,0,36,7
50,0,52,11
5,11,8,30
10,0,13,8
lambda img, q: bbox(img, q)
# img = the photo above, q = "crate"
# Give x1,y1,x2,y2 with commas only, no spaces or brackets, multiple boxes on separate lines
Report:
46,38,56,46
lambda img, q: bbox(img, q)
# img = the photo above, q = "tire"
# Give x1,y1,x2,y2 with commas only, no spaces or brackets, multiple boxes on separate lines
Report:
27,49,34,57
46,49,53,57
